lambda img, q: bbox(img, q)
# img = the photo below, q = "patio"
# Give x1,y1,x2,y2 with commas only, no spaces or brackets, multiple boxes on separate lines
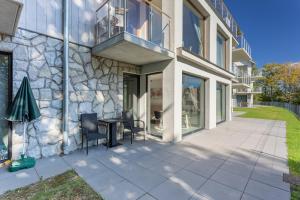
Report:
0,116,290,200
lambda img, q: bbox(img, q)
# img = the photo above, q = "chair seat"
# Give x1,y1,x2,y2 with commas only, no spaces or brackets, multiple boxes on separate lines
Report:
124,127,144,133
85,132,106,140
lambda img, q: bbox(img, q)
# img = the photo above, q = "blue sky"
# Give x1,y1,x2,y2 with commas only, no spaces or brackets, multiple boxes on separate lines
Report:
224,0,300,67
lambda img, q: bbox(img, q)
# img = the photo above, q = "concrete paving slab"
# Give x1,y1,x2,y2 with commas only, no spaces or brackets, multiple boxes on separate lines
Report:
100,180,145,200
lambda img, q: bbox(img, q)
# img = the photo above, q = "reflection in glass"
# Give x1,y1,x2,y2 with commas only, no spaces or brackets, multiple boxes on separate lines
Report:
183,2,204,56
0,54,9,161
123,74,139,119
216,82,226,123
182,74,205,134
148,74,163,137
217,32,226,69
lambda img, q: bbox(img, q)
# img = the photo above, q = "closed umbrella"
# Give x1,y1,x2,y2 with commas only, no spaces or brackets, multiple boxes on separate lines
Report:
6,77,41,172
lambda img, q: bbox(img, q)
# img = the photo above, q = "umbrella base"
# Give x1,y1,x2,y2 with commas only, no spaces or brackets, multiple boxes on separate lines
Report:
8,154,36,172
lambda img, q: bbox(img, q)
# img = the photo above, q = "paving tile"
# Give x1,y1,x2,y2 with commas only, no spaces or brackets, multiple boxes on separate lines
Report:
100,180,145,200
194,180,242,200
119,164,167,192
245,180,290,200
184,159,221,178
137,194,157,200
241,194,260,200
147,160,182,178
149,169,206,200
211,168,248,191
35,156,71,179
251,167,290,191
84,168,124,193
219,160,253,178
0,168,39,195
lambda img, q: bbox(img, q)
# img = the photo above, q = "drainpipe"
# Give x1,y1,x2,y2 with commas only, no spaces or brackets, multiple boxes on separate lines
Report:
62,0,69,154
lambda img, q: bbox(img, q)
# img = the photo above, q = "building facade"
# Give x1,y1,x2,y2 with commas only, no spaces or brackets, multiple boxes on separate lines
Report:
0,0,250,160
232,35,261,107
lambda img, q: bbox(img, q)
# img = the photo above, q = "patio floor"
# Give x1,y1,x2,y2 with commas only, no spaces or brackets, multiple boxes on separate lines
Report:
0,116,290,200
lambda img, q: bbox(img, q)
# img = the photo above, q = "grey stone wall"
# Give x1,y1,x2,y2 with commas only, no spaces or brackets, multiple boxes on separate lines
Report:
0,29,140,159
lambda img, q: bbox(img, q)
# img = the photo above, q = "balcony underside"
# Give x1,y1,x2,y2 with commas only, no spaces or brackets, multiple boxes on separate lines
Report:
0,0,23,35
92,32,174,65
232,83,250,89
232,48,251,62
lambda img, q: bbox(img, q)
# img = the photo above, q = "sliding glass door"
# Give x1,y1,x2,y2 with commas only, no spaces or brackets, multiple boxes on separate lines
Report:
216,82,226,123
147,73,163,137
0,52,11,162
123,73,139,119
182,74,205,135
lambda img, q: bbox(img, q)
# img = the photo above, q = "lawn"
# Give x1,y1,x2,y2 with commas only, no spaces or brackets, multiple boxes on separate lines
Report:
234,106,300,200
0,170,102,200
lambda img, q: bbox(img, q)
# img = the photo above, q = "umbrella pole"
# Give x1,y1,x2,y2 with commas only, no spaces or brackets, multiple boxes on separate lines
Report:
22,121,28,156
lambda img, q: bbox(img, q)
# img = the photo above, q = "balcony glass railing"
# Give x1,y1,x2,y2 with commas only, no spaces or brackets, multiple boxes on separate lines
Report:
236,75,252,85
237,35,251,58
95,0,171,50
206,0,239,39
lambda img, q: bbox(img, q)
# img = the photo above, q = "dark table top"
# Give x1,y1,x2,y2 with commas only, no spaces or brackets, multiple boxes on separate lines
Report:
98,118,123,123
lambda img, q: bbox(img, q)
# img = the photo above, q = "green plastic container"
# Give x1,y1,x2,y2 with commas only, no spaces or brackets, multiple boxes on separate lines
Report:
8,154,35,172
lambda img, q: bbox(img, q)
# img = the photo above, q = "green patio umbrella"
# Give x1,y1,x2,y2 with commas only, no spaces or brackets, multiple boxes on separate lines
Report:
6,77,41,172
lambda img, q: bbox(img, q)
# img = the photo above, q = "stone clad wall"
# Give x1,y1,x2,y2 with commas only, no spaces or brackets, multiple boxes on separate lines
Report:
0,29,140,159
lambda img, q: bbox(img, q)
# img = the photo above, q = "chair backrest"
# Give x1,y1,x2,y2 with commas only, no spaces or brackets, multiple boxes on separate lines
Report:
81,113,98,134
154,111,162,119
122,111,134,129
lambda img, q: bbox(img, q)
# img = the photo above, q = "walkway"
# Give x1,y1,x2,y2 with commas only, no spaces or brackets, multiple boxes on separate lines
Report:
0,116,290,200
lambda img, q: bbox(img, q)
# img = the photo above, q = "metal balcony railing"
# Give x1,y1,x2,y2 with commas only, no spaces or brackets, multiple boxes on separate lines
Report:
95,0,171,50
237,35,252,58
206,0,239,39
236,75,252,85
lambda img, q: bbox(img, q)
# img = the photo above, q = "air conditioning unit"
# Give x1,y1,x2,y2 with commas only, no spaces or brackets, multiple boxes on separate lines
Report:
0,0,23,36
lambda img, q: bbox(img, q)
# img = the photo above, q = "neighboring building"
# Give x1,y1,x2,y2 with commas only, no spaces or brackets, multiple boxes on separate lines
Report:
232,35,261,107
0,0,250,160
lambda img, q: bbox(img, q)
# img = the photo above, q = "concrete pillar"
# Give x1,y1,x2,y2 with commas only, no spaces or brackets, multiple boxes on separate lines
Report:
207,78,216,129
226,84,232,121
162,60,181,142
139,75,147,123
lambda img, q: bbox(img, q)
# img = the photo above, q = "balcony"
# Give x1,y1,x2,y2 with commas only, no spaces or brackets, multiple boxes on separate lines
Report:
234,87,262,94
0,0,23,35
92,0,174,65
205,0,239,41
233,35,252,61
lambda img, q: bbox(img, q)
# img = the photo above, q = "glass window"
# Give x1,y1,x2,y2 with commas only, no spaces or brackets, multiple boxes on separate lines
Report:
0,53,10,161
216,82,226,123
183,2,204,57
123,73,139,119
217,32,226,69
182,74,205,134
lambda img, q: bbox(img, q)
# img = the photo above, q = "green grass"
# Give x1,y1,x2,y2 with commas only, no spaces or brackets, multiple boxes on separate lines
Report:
234,106,300,199
0,170,103,200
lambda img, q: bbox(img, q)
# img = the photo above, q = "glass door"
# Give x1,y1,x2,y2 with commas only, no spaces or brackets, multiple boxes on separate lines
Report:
0,52,11,162
216,82,226,123
123,73,139,119
147,73,163,137
182,74,205,135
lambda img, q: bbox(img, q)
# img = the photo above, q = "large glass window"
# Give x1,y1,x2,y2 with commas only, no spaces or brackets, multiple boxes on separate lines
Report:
216,82,226,123
182,74,205,134
217,32,226,69
183,2,204,57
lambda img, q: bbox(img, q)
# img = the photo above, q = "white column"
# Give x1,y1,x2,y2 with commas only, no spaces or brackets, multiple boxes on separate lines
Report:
226,83,232,121
207,78,216,129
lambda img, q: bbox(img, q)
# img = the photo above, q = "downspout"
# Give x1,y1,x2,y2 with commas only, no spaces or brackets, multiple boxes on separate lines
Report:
63,0,69,154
